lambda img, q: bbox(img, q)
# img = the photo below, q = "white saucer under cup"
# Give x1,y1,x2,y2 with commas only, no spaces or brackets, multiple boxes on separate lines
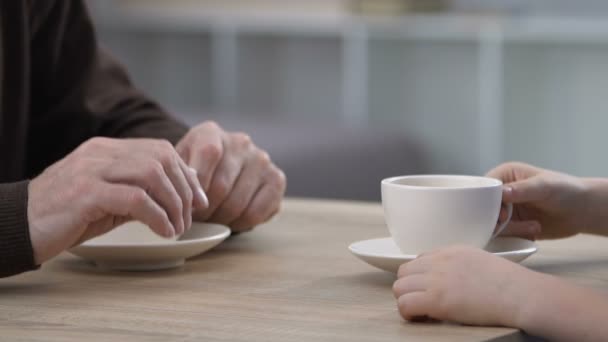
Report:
69,221,231,271
349,237,538,273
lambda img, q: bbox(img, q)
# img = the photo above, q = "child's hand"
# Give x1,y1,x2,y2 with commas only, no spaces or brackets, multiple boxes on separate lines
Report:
392,246,541,327
487,162,588,240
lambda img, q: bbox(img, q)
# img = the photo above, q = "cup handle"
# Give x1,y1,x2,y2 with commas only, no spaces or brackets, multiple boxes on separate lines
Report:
492,203,513,239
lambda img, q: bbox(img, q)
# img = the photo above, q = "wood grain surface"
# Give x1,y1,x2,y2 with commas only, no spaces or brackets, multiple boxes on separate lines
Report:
4,198,602,341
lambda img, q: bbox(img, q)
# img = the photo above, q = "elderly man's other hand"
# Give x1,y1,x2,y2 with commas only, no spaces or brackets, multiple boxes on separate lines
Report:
176,121,286,233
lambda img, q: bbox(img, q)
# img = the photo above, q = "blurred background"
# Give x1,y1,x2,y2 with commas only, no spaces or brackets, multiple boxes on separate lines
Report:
87,0,608,201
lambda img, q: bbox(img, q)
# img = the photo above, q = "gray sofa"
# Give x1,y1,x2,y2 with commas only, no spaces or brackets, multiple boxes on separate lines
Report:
180,115,428,201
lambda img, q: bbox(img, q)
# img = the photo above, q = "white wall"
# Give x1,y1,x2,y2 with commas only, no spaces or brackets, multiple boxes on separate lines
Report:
92,4,608,177
452,0,608,14
504,43,608,176
368,40,481,174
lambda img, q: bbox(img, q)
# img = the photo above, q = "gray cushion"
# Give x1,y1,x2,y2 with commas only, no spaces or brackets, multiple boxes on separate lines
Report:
180,115,428,201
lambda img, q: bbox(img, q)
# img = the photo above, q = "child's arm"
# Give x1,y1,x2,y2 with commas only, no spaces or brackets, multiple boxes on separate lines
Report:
393,247,608,342
516,270,608,341
582,178,608,237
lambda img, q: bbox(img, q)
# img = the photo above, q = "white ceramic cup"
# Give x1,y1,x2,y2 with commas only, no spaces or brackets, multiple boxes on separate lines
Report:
381,175,512,255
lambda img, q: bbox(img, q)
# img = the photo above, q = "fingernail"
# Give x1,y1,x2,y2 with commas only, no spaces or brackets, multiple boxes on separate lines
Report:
185,210,192,230
188,167,198,175
197,187,209,208
167,227,176,238
503,186,513,194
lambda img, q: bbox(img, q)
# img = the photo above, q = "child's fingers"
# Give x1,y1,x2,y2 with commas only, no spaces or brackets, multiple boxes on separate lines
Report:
393,275,429,299
397,292,433,321
499,204,510,221
498,220,541,240
502,177,549,204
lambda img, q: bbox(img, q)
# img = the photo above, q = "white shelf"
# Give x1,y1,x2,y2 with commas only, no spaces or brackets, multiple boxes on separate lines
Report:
503,16,608,43
99,3,354,37
93,3,608,176
97,3,608,43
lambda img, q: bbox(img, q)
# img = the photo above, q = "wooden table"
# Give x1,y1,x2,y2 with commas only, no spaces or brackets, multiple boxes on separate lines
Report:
2,198,606,341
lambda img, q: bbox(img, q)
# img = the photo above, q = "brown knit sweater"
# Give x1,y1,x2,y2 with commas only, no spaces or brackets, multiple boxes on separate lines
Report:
0,1,190,277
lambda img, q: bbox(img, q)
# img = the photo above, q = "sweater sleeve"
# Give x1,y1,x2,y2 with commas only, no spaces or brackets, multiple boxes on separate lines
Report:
26,0,189,177
0,181,38,278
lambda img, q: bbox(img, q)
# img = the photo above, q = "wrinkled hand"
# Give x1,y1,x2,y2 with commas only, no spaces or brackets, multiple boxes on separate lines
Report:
176,121,286,232
487,162,588,240
392,246,538,327
28,138,207,264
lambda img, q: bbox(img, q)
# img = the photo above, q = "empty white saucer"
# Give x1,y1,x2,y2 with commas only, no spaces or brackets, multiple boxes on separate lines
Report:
69,222,231,271
349,237,538,273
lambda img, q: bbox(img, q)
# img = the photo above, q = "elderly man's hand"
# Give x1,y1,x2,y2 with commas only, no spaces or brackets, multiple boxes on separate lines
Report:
176,121,286,232
27,137,208,265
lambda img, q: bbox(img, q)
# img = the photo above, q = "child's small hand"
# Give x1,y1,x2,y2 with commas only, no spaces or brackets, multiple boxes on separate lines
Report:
487,162,588,240
392,246,541,327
